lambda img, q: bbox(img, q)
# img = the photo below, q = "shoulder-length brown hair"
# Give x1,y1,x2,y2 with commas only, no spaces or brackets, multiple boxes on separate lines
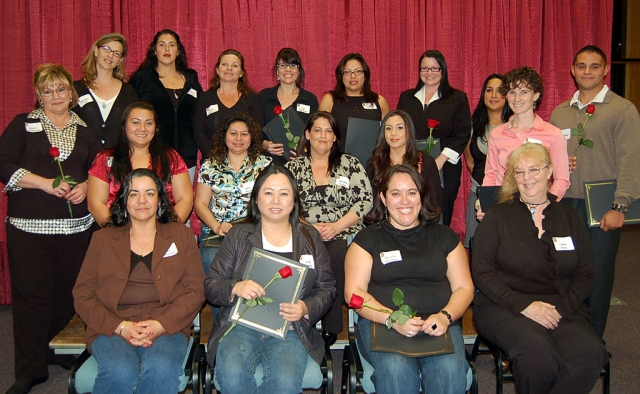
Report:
80,33,128,88
328,53,379,104
208,49,254,96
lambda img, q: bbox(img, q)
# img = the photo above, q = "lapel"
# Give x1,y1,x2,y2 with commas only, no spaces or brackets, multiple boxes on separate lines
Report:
151,223,174,273
517,195,557,280
110,222,133,272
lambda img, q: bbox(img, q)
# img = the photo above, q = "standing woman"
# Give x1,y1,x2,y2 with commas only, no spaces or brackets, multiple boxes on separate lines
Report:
286,111,373,344
130,29,203,176
194,49,264,158
367,109,443,215
397,50,472,226
462,74,511,247
318,53,390,152
0,64,101,394
259,48,319,159
72,33,138,149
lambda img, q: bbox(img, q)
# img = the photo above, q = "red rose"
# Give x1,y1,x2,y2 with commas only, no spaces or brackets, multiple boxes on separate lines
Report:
49,147,60,158
273,106,283,116
427,119,440,129
278,265,293,279
586,104,596,115
348,293,365,309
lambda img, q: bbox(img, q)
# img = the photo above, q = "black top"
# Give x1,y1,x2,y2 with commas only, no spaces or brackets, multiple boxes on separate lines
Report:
259,85,319,126
193,89,264,158
469,126,492,185
72,80,138,149
129,67,203,168
331,96,382,152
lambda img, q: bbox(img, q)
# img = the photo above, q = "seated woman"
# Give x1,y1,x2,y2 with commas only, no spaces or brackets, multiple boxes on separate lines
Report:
345,165,474,394
87,101,193,226
472,143,608,394
205,164,336,394
73,168,205,394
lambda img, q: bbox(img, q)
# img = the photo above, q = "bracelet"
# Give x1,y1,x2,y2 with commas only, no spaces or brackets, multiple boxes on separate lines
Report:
439,309,452,324
118,320,128,336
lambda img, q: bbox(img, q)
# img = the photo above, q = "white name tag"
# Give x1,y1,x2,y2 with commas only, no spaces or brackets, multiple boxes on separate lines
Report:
299,254,315,270
206,104,219,116
240,181,255,195
25,122,43,132
187,88,198,99
77,94,94,107
552,236,575,251
524,137,542,145
335,176,350,188
380,250,402,265
296,103,311,114
362,102,378,110
561,128,571,140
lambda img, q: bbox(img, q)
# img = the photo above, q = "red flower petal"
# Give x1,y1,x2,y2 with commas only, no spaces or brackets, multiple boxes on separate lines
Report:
273,106,283,115
586,104,596,115
49,147,60,158
348,293,365,309
427,119,440,129
279,265,293,279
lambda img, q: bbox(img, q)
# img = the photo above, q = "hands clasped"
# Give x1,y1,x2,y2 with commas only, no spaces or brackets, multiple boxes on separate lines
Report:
521,301,562,329
119,319,167,347
393,313,450,337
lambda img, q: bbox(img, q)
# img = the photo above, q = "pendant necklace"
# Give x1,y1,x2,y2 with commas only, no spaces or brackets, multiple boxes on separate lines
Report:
174,89,179,99
132,230,156,256
520,197,549,220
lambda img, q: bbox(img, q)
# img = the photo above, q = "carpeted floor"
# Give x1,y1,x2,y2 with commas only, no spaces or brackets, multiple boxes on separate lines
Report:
2,225,639,393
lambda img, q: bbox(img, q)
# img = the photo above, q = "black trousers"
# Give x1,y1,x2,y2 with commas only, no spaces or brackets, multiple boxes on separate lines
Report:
441,161,462,226
321,238,347,334
7,223,92,380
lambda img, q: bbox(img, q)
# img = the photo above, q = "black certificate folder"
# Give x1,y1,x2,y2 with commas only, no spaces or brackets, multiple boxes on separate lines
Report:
584,180,640,227
229,247,308,339
262,107,306,161
345,117,381,166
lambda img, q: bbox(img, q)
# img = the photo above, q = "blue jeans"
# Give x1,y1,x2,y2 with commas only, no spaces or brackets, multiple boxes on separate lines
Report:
357,318,468,394
91,333,187,394
216,325,309,394
200,242,220,318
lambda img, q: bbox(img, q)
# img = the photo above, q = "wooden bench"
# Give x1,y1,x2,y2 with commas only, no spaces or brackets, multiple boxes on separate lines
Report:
49,315,86,355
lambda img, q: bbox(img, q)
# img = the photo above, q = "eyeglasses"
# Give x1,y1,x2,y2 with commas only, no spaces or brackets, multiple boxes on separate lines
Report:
420,67,442,73
40,86,70,97
342,69,364,76
277,63,299,69
100,45,123,58
512,165,549,178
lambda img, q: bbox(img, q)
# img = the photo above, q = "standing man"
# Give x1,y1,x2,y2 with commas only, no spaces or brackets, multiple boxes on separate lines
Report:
550,45,640,337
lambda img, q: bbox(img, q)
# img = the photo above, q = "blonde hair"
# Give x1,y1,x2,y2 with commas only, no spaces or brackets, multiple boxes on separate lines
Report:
33,63,78,109
499,143,552,203
80,33,128,88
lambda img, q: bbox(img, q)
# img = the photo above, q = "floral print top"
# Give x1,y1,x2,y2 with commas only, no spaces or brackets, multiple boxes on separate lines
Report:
197,155,272,232
285,154,373,240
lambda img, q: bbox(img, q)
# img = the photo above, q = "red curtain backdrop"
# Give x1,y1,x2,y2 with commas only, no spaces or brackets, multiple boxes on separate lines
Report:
0,0,613,304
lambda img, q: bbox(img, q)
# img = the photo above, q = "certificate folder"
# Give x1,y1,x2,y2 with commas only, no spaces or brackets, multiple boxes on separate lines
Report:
344,117,381,166
477,186,501,212
584,180,640,227
262,107,306,161
370,322,454,358
416,138,443,187
229,248,308,339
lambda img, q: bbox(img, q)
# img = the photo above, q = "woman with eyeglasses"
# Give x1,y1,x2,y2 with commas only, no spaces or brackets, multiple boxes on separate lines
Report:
397,50,472,226
0,64,101,394
194,49,264,159
318,53,390,152
472,143,608,394
259,48,318,161
72,33,138,149
479,66,570,220
130,29,203,177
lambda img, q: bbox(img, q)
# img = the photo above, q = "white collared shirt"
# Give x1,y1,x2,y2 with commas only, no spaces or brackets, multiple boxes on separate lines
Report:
570,85,609,109
414,85,441,108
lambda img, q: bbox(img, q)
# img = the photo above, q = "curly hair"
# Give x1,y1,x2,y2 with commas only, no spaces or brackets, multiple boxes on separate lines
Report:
498,143,552,203
472,74,512,143
328,53,379,104
500,66,544,108
109,168,177,227
80,33,128,88
134,29,193,75
208,113,264,165
208,49,255,96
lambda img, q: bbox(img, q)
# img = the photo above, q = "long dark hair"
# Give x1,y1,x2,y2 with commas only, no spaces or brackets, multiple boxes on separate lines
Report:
109,168,177,226
134,29,192,74
295,111,343,175
329,53,379,104
368,109,421,187
274,48,306,86
208,113,264,165
111,101,171,184
472,74,512,143
414,50,453,101
365,164,439,225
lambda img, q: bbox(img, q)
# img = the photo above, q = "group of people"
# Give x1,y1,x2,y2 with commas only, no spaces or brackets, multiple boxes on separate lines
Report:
0,25,637,394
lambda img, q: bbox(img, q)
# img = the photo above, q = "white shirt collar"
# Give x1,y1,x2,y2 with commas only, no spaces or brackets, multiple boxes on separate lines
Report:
570,85,609,109
414,85,440,107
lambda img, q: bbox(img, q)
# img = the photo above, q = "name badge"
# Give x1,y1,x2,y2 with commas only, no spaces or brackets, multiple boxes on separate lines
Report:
335,176,350,188
296,103,311,114
77,94,94,107
299,254,315,270
25,122,43,132
362,102,378,110
552,236,575,251
206,104,219,116
187,88,198,98
561,128,571,140
380,250,402,265
524,137,542,145
240,181,255,195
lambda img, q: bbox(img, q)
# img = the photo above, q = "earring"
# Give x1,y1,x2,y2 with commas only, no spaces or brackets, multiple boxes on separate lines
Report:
157,206,164,218
124,211,128,219
276,75,280,81
533,102,537,110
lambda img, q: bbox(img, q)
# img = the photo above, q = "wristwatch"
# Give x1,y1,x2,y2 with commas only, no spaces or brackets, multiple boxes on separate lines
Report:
611,203,628,214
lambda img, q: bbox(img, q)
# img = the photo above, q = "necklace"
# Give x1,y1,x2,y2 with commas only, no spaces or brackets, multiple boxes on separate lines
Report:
96,80,114,109
264,227,291,246
520,197,549,220
173,89,179,99
131,231,156,255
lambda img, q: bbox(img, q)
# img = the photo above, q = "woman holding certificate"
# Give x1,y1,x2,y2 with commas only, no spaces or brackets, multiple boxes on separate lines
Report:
345,165,473,394
205,164,336,394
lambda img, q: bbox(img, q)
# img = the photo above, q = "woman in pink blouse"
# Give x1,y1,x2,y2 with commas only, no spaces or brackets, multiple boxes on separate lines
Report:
87,100,193,226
